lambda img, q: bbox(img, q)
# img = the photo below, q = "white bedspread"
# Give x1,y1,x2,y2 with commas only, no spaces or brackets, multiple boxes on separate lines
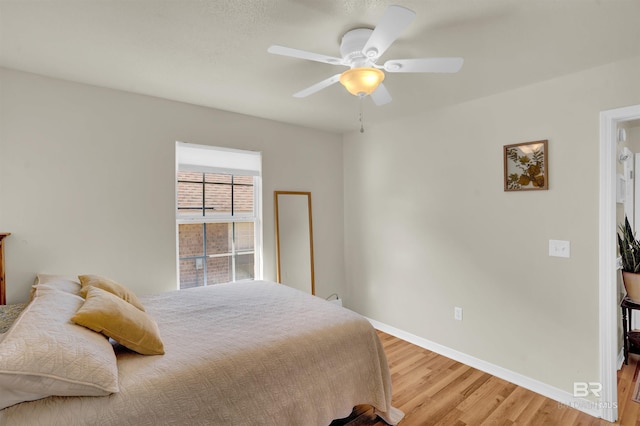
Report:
0,281,402,426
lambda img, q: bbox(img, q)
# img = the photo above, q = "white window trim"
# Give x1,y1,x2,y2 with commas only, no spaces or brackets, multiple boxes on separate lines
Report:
175,143,263,288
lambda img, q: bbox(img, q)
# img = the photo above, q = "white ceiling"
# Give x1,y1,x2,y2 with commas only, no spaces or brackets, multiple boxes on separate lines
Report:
2,0,640,134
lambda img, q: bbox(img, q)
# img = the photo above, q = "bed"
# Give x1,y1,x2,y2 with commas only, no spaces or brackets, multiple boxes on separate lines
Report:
0,276,403,425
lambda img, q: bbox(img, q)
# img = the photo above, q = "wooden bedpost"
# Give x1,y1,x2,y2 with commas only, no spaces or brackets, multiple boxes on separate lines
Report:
0,233,11,305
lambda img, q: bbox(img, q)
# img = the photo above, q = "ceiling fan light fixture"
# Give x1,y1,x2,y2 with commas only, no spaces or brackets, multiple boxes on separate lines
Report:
339,67,385,96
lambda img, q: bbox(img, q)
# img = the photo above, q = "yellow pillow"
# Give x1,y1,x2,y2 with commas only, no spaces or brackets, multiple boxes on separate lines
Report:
71,286,165,355
78,274,146,311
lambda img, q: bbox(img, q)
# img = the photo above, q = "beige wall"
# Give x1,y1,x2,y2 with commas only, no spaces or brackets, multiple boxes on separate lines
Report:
343,56,640,395
0,68,345,303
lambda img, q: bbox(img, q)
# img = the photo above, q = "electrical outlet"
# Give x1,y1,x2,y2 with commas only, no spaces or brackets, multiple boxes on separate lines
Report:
454,307,463,321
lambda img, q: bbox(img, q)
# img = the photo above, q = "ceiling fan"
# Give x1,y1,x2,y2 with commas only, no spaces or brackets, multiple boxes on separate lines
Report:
267,5,463,106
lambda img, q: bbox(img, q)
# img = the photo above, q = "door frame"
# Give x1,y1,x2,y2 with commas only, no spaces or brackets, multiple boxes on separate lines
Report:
599,104,640,422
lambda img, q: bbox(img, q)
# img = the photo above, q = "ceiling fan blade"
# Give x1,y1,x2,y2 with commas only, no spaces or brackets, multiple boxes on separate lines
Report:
268,45,344,66
383,57,464,73
293,74,342,98
362,5,416,59
370,83,392,106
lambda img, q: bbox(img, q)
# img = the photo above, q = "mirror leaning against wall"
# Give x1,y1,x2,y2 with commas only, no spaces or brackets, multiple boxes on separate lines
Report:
274,191,315,295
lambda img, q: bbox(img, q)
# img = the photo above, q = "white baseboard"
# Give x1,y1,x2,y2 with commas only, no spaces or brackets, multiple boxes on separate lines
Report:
618,348,625,370
367,318,602,419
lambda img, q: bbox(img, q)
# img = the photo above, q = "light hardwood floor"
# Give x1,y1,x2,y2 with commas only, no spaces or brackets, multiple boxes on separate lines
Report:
332,331,640,426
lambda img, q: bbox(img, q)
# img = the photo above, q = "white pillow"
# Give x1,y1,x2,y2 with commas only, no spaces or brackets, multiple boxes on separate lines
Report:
0,286,119,409
30,274,82,299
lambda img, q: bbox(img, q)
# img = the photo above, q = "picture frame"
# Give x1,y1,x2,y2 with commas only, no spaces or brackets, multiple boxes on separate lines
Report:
503,140,548,191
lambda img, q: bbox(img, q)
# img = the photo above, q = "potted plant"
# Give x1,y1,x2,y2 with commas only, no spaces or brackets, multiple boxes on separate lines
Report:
617,216,640,303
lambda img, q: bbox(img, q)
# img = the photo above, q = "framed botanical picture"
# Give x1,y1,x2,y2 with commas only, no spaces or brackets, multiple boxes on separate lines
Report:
503,140,548,191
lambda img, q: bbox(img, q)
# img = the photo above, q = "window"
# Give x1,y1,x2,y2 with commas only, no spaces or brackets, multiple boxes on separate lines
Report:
176,143,261,289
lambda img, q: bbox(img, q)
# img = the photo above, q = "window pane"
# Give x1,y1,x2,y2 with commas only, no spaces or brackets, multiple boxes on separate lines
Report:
207,256,232,285
178,171,203,182
206,223,232,255
233,184,254,214
178,224,204,257
236,253,255,281
177,172,203,214
205,183,231,215
179,258,205,289
205,173,231,184
179,223,255,285
177,181,203,214
234,222,254,252
233,175,253,185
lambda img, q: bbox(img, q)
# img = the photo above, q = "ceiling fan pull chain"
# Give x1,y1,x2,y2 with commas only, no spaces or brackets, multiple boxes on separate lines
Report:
359,95,365,133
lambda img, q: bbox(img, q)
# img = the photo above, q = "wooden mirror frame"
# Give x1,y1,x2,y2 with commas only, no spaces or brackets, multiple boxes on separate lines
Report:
0,233,11,305
274,191,315,295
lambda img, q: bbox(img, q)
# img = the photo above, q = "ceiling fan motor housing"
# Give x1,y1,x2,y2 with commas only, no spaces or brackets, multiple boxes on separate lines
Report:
340,28,376,67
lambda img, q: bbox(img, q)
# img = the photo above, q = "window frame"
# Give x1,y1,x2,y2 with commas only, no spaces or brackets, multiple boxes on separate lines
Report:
175,144,262,289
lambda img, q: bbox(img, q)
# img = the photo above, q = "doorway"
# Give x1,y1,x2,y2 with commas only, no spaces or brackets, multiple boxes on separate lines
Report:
599,104,640,422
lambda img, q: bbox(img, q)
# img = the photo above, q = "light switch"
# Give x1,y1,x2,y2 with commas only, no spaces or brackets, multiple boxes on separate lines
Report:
454,307,463,321
549,240,570,258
